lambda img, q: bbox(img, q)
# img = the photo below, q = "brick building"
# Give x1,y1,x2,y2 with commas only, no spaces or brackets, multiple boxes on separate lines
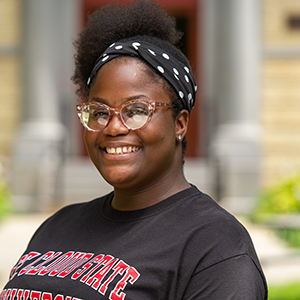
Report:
261,0,300,186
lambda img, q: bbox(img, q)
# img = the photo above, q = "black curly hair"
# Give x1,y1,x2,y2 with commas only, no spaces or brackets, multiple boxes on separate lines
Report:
71,0,190,158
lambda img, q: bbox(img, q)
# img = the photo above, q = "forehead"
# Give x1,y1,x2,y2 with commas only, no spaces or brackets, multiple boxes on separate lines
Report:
88,57,172,105
92,56,165,85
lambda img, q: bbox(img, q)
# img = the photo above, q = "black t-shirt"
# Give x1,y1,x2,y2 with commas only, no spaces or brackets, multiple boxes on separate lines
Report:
1,185,267,299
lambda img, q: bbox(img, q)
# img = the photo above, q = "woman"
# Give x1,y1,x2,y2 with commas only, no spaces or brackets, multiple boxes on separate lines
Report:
2,1,267,299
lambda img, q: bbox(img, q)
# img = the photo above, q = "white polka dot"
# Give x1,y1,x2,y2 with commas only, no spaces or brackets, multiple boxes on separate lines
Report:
162,53,169,59
115,45,123,50
179,91,184,98
148,49,156,56
132,42,141,50
188,93,192,100
102,55,109,62
195,85,198,92
157,66,164,73
173,68,179,75
185,75,189,83
103,53,107,57
109,43,115,48
174,74,179,80
184,66,190,73
87,77,91,85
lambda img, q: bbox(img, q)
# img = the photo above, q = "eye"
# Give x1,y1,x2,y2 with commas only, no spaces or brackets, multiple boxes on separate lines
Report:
90,105,109,119
93,109,109,118
124,103,148,117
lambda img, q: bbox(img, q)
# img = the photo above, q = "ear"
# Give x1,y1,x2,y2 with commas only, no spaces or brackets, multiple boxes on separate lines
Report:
175,109,189,141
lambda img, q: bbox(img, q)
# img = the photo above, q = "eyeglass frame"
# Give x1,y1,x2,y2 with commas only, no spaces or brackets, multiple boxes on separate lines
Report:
76,99,173,132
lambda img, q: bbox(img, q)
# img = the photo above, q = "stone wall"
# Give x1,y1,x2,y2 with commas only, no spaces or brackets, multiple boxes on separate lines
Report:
0,0,21,157
261,0,300,186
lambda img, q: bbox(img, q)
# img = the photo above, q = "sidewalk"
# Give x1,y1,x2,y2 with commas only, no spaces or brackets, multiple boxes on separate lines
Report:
0,213,50,289
238,217,300,285
1,213,300,290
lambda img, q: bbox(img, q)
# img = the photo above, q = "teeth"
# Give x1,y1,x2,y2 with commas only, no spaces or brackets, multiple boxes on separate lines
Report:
106,146,139,155
106,148,115,154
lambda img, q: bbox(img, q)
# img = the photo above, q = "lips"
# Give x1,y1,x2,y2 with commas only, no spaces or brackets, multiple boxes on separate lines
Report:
105,146,140,155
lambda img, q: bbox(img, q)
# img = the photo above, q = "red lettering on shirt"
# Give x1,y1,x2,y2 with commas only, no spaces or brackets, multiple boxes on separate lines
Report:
38,252,74,276
4,250,140,299
9,289,16,300
15,252,41,277
41,292,52,300
86,258,118,290
3,289,11,300
23,290,30,300
26,252,62,275
78,254,105,283
49,252,88,277
30,290,41,300
71,254,104,281
99,260,129,295
10,255,27,280
0,289,84,300
110,267,140,300
58,253,93,278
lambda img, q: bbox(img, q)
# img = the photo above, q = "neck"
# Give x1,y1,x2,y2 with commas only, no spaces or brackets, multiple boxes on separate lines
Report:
111,169,190,211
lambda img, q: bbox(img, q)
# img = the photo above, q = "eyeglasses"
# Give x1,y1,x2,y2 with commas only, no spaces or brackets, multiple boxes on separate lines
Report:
76,99,172,132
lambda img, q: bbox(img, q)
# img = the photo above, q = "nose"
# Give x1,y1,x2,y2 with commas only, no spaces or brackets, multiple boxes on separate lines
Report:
102,112,129,136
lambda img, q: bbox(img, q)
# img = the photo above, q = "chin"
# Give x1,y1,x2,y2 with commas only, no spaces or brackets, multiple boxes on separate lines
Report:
98,167,138,189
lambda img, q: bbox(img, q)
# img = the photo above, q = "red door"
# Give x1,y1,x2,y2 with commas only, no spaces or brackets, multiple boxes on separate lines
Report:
80,0,203,157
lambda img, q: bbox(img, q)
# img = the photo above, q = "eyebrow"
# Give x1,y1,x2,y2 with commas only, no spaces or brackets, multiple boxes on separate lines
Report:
90,94,149,104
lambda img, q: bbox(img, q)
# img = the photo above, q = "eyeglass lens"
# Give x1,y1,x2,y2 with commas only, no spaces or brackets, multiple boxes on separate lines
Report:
82,101,150,131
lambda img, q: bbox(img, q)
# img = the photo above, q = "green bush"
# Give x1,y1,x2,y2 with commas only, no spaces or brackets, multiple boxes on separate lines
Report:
255,174,300,215
0,175,11,221
268,282,300,300
277,228,300,248
253,173,300,248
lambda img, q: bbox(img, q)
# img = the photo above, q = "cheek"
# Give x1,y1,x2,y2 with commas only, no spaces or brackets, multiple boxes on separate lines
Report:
156,113,176,138
84,131,98,151
84,131,90,147
144,115,176,147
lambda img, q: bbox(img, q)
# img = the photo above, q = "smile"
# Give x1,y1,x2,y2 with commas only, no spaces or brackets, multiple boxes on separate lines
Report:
105,146,140,155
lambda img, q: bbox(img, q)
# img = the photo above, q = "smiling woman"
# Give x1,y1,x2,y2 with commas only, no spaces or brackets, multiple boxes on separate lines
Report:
83,57,187,203
1,1,268,299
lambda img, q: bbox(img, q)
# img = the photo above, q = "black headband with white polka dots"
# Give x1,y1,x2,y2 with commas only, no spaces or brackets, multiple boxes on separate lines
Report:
87,40,197,113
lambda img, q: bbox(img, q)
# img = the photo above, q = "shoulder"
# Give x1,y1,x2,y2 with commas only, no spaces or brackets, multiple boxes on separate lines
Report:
28,192,113,242
172,186,260,264
50,193,110,220
174,185,249,239
175,187,267,297
184,253,267,299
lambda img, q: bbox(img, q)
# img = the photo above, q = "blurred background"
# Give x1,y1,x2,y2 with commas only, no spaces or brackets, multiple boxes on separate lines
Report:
1,0,300,298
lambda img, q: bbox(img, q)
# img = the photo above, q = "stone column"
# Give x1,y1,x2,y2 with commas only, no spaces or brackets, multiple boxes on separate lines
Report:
12,0,80,211
202,0,261,213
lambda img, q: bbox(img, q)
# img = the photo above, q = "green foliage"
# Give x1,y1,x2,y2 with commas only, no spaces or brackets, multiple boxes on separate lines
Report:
0,175,11,221
255,174,300,215
268,282,300,300
277,228,300,248
253,173,300,248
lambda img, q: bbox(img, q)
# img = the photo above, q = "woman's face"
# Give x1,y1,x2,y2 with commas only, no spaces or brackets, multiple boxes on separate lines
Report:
85,57,185,191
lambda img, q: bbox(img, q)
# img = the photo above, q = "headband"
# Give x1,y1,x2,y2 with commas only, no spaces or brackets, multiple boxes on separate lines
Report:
87,40,197,113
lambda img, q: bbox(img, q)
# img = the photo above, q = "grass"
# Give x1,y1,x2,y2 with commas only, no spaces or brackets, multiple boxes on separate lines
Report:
268,282,300,300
